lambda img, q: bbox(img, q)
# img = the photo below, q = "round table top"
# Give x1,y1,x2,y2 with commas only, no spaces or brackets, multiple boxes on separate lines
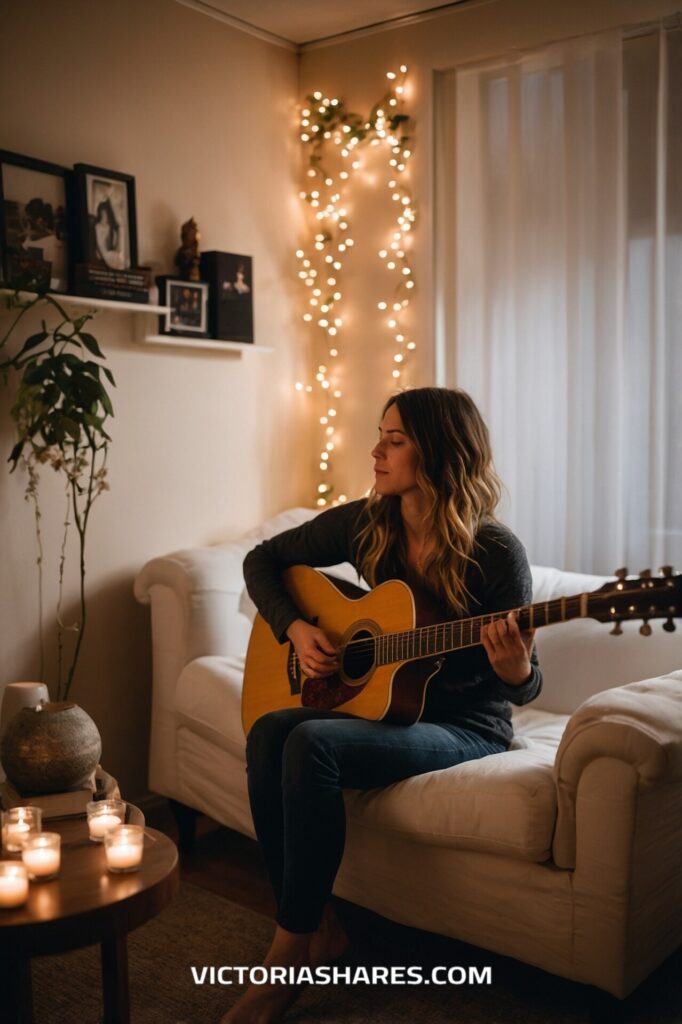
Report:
0,815,180,957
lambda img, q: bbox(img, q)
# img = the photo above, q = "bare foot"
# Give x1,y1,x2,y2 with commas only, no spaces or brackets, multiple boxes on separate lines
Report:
309,903,350,967
220,926,311,1024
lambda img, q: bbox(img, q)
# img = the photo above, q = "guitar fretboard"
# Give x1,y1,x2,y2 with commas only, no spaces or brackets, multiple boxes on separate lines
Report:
369,594,587,666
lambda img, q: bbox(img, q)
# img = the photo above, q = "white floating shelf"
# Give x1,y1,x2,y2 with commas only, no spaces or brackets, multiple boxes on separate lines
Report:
1,289,170,315
142,334,272,353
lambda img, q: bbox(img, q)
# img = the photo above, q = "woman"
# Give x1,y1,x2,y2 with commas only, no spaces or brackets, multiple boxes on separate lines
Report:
225,387,541,1024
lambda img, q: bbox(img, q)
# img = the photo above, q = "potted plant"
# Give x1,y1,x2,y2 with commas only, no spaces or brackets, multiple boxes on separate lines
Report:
0,290,115,794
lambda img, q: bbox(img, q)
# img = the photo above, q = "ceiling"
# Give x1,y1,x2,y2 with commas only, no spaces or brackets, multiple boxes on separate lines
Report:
177,0,467,47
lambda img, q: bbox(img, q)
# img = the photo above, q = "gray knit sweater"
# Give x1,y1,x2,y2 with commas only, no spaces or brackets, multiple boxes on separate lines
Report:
243,499,542,746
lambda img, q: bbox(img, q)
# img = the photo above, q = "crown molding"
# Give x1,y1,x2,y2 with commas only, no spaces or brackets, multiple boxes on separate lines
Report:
173,0,298,51
173,0,475,53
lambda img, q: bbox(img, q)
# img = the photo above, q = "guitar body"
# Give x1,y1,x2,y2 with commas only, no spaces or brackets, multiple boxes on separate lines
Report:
242,566,444,735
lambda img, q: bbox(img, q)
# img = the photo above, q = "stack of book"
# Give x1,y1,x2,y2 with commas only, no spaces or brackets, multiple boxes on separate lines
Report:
75,264,151,303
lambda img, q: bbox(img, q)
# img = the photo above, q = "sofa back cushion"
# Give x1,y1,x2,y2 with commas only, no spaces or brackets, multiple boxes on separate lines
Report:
529,566,682,714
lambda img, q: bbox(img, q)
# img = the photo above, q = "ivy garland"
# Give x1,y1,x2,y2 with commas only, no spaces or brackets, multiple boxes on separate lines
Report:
295,66,416,507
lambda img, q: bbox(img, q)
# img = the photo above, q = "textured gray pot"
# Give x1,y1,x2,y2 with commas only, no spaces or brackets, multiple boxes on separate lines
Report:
1,702,102,795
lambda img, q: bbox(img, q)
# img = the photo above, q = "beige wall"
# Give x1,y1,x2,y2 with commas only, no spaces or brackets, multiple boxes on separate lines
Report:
298,0,679,500
0,0,307,799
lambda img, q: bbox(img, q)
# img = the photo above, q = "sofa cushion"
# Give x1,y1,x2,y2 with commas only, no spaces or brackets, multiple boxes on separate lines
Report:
345,708,567,862
176,654,568,863
175,655,247,759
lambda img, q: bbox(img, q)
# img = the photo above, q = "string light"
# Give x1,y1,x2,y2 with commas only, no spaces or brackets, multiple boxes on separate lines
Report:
296,66,416,507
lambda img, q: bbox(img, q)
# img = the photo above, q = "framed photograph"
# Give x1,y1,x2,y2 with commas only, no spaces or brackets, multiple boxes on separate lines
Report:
0,150,72,292
157,276,209,337
74,163,138,270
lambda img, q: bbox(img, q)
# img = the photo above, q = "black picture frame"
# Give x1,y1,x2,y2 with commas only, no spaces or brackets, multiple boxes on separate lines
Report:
157,276,210,337
0,149,73,293
74,163,138,271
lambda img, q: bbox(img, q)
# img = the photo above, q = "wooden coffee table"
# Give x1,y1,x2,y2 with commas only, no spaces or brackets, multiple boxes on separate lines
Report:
0,813,179,1023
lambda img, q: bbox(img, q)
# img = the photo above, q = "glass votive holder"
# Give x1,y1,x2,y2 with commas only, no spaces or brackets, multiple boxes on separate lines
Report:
0,861,29,908
87,799,125,842
22,832,61,881
104,824,144,873
2,806,42,853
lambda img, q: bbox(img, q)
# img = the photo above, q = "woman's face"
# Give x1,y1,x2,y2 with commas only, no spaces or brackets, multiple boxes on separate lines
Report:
371,403,420,497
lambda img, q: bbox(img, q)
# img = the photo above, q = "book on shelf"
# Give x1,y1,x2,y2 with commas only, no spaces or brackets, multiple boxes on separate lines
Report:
74,263,151,303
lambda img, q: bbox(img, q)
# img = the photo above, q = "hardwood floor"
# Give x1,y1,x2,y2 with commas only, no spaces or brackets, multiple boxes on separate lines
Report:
148,803,682,1024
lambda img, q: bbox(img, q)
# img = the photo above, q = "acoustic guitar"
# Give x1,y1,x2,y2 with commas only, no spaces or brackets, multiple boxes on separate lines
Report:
242,565,680,735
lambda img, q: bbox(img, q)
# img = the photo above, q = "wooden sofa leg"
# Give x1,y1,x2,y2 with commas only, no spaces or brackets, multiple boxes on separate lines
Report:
169,799,198,854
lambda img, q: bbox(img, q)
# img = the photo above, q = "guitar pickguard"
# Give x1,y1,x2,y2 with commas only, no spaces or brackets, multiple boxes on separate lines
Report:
301,674,368,711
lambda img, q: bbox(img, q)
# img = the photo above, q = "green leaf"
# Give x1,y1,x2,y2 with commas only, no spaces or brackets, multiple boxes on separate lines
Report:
100,390,114,417
102,367,116,387
78,333,104,358
62,418,81,441
15,330,48,358
8,440,24,469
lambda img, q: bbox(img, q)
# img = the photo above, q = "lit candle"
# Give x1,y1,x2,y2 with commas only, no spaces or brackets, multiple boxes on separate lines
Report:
86,799,126,842
106,843,142,871
89,814,123,840
0,862,29,908
4,821,30,848
22,833,61,880
104,824,144,873
1,806,42,853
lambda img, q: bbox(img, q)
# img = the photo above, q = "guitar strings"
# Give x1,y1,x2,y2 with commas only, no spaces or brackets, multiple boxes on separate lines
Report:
322,594,586,668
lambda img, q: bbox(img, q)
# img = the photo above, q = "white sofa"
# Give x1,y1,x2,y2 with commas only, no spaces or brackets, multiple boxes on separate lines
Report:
134,507,682,999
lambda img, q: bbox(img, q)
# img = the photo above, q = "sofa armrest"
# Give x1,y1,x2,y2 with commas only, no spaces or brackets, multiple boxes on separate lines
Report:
552,671,682,868
134,547,250,663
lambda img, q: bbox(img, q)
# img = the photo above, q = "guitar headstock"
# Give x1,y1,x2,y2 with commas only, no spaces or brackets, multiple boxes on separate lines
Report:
589,567,680,635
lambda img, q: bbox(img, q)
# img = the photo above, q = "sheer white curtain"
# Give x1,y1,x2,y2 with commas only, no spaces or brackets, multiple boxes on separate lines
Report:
436,25,682,575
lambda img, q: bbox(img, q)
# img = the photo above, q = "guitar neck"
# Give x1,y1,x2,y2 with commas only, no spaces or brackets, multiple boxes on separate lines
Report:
373,593,586,666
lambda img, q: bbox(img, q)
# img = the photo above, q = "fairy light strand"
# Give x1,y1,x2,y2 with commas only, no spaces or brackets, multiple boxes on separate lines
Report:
295,66,416,508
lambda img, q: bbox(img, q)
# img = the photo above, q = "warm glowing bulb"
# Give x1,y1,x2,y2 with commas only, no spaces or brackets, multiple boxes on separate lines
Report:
303,313,313,322
295,382,304,390
402,267,411,275
407,342,416,350
393,302,402,311
386,71,396,80
321,452,329,461
377,301,387,310
320,416,328,424
400,64,407,73
392,369,401,378
388,319,397,328
387,261,396,270
406,280,414,288
394,353,403,363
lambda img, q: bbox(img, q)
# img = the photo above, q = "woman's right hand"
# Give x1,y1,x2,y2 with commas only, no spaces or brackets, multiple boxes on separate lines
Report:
286,619,339,679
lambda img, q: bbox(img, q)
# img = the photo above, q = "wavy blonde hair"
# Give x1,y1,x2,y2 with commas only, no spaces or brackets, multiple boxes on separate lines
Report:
355,387,503,615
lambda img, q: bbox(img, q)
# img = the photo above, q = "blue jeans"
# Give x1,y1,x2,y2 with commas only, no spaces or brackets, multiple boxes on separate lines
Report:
245,708,506,933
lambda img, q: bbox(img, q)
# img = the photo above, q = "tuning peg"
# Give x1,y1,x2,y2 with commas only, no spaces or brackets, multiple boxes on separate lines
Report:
659,565,673,578
639,569,651,579
639,621,652,636
610,621,623,636
663,618,676,633
614,567,628,581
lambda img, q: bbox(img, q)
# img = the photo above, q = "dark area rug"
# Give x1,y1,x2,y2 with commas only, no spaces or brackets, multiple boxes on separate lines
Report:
32,882,682,1023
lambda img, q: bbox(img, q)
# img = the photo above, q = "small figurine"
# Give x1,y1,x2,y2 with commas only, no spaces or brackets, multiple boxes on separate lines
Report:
175,217,201,281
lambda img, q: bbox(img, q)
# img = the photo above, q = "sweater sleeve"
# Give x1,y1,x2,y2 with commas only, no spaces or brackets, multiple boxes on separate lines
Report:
243,500,366,643
476,526,542,707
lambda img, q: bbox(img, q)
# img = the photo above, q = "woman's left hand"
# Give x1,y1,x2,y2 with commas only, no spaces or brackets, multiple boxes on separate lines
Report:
480,611,535,686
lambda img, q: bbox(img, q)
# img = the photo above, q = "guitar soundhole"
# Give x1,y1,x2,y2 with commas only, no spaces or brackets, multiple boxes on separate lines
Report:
342,629,376,681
